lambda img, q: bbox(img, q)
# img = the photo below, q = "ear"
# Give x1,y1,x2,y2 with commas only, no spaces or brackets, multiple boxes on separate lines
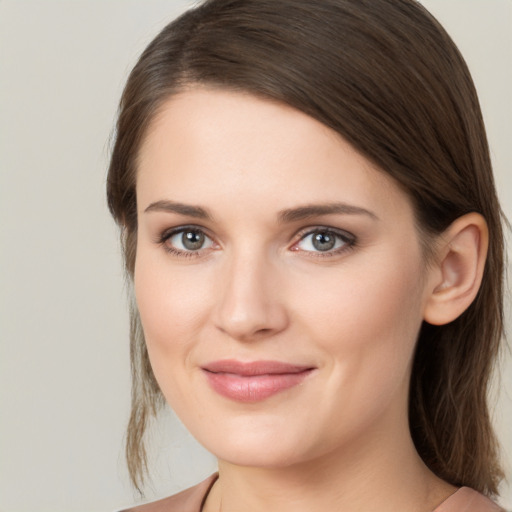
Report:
423,212,488,326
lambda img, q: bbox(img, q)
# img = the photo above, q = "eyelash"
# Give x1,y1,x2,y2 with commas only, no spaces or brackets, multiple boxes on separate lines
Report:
292,226,357,258
156,225,215,259
156,225,357,259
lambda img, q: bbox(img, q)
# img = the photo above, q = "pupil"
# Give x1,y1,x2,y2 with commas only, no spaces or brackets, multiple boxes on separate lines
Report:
312,231,335,251
182,231,204,250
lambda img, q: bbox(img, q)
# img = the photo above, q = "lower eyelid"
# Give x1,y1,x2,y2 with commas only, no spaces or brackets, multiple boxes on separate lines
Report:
298,239,357,258
164,246,205,258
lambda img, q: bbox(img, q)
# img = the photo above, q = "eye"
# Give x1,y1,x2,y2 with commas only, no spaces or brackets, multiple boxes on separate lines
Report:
293,228,355,254
160,227,215,255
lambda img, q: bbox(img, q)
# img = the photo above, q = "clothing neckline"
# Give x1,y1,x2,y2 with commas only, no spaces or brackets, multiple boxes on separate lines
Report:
201,476,502,512
435,487,466,509
201,475,462,512
199,473,219,511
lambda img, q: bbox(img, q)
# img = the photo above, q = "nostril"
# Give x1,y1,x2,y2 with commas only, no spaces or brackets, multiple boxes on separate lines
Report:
214,309,289,342
213,259,289,340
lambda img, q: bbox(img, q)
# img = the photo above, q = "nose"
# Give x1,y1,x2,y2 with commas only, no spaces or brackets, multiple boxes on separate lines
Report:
213,250,289,342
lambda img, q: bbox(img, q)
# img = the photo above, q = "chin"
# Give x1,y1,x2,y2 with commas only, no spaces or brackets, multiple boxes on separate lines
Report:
214,441,309,469
192,417,321,469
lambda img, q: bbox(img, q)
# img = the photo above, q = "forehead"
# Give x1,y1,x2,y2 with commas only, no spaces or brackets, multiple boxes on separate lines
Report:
136,88,412,222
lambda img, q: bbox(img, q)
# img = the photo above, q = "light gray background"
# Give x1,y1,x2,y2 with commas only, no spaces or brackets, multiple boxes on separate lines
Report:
0,1,510,511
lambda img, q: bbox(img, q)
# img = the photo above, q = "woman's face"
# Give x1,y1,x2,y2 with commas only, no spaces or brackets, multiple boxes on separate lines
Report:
135,88,436,468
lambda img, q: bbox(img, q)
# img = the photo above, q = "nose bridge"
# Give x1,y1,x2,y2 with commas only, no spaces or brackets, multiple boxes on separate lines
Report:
214,245,287,341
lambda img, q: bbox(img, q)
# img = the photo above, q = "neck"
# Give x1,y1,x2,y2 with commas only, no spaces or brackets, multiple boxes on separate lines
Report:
203,414,455,512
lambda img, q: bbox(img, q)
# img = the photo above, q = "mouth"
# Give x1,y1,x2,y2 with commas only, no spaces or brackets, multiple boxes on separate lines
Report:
201,360,316,402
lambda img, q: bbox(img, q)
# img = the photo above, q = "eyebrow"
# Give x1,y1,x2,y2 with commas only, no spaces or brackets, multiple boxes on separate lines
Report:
278,202,378,223
144,200,213,220
143,200,378,223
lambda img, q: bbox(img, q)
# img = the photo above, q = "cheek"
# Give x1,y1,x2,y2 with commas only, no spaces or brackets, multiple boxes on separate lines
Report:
283,257,426,451
297,250,424,338
133,249,214,388
133,253,219,422
294,249,426,399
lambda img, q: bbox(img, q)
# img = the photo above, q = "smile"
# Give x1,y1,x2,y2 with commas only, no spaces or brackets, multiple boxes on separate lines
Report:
201,360,315,402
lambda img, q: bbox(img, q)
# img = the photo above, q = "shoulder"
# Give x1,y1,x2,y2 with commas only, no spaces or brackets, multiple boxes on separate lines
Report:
434,487,505,512
118,474,218,512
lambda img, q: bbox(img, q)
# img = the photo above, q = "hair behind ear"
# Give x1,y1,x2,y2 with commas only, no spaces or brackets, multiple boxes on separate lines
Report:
409,212,504,495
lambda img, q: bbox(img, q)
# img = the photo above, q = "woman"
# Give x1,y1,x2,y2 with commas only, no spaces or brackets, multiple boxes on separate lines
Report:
107,0,507,510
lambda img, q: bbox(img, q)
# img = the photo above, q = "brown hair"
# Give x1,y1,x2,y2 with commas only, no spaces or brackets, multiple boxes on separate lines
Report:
107,0,506,496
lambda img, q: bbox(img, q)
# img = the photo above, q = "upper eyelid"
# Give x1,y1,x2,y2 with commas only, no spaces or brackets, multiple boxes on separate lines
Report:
160,224,213,239
159,223,354,235
293,225,355,241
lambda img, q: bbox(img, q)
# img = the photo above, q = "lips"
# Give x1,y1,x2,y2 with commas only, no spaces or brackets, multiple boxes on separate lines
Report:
201,359,315,402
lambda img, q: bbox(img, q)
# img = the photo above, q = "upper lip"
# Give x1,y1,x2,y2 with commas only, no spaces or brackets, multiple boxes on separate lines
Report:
202,359,314,376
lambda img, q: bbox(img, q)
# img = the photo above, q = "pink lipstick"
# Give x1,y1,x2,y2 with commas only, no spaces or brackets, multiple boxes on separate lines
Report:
201,360,314,402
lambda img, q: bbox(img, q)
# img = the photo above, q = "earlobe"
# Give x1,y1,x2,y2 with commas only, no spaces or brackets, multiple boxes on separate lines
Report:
423,213,488,326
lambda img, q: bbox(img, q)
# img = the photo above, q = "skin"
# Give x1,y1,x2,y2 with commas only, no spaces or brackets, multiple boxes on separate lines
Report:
134,88,479,512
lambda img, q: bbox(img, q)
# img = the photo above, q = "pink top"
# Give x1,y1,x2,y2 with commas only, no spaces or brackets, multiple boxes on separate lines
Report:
434,487,504,512
120,474,505,512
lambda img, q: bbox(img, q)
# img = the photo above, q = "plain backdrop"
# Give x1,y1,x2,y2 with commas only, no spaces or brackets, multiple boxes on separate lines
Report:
0,1,511,511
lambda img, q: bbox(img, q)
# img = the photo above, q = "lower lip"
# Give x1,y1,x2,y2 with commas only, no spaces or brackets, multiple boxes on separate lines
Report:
203,369,313,402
